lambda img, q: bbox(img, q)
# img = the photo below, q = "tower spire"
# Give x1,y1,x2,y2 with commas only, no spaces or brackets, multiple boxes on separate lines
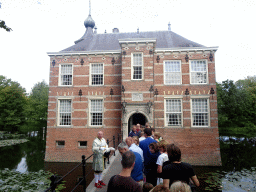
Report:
89,0,91,16
84,0,95,29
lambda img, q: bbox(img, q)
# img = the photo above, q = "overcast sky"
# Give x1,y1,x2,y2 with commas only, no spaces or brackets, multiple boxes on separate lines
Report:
0,0,255,93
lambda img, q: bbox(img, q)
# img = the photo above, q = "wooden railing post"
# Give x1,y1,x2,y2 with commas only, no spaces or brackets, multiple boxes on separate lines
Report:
50,175,57,192
113,136,116,156
82,155,86,192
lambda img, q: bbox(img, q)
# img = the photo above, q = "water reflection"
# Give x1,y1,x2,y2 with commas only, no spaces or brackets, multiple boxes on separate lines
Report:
0,137,45,172
16,157,27,173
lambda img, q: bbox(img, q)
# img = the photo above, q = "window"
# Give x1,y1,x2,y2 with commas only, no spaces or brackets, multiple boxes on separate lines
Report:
191,98,209,126
56,141,65,146
165,99,182,126
78,141,87,147
91,63,103,85
59,100,71,126
132,53,143,80
60,64,72,85
90,100,103,126
190,60,207,84
164,60,181,84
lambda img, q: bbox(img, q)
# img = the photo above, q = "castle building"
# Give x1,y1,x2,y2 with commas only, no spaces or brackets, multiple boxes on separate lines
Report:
45,10,221,165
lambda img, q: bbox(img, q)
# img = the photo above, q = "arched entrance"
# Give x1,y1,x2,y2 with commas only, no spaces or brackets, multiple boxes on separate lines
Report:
128,113,147,133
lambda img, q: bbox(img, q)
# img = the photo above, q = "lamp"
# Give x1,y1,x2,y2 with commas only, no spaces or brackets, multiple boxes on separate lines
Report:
111,57,116,65
121,85,125,94
122,51,126,59
52,60,56,67
154,88,158,100
149,85,154,98
185,54,189,62
147,101,153,113
149,49,153,56
121,101,127,113
80,58,84,65
210,87,215,99
78,89,82,101
209,53,213,62
185,88,189,97
156,55,160,63
110,88,114,99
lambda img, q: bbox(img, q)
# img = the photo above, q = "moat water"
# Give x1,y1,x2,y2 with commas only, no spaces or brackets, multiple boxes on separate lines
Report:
0,135,256,191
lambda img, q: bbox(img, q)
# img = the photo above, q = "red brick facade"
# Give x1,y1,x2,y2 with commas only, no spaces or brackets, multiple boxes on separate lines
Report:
45,32,221,165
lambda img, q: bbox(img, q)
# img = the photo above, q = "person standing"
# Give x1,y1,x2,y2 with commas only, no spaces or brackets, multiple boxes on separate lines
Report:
162,144,200,189
156,140,169,185
125,137,144,162
92,131,115,188
139,128,158,185
107,150,143,192
117,141,144,187
129,125,140,137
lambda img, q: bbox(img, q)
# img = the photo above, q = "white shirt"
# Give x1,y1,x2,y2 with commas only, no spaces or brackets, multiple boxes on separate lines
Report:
156,153,168,166
129,143,144,162
139,136,146,142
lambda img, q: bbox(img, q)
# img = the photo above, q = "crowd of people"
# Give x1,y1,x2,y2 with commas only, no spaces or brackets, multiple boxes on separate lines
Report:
92,124,200,192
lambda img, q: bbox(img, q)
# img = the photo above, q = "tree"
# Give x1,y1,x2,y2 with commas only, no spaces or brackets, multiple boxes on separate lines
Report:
0,20,12,32
0,76,27,133
217,77,256,128
22,81,49,137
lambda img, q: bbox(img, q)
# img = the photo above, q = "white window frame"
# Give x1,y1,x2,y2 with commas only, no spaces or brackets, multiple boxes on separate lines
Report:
90,63,104,86
164,98,183,127
59,64,73,86
190,60,208,84
89,99,103,126
191,98,210,127
58,99,72,126
131,53,143,80
164,60,182,85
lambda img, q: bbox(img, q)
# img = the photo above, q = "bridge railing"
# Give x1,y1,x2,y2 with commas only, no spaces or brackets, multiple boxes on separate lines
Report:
44,134,121,192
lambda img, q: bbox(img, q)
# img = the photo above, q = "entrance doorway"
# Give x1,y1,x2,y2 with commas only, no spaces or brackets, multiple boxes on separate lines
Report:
128,113,147,134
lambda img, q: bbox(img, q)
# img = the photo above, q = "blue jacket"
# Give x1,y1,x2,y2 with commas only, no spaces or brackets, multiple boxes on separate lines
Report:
139,137,157,167
131,151,144,181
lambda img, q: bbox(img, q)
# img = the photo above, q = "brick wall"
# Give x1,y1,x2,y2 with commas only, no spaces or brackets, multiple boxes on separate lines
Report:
45,43,221,165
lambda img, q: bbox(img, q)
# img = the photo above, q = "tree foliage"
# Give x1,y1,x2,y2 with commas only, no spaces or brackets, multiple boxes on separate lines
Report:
0,76,26,133
0,76,49,135
0,20,12,32
217,76,256,129
21,81,49,136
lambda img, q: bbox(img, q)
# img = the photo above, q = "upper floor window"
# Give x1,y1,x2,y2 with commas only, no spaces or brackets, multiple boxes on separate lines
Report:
191,98,209,127
90,99,103,126
132,53,143,80
59,99,71,126
190,60,207,84
91,63,104,85
60,64,73,86
164,60,181,85
165,99,182,126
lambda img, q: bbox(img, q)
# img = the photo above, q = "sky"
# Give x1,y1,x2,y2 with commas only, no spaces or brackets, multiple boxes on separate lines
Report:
0,0,255,93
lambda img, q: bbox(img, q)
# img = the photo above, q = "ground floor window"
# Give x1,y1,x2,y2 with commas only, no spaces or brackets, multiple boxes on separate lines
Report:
59,99,71,125
90,99,103,126
165,99,182,126
191,98,209,126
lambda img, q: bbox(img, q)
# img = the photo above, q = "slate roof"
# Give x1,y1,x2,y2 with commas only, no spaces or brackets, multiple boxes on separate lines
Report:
61,29,205,52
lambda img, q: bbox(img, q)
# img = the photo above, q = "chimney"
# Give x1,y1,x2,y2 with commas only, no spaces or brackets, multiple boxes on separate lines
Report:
112,28,119,33
137,28,139,34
